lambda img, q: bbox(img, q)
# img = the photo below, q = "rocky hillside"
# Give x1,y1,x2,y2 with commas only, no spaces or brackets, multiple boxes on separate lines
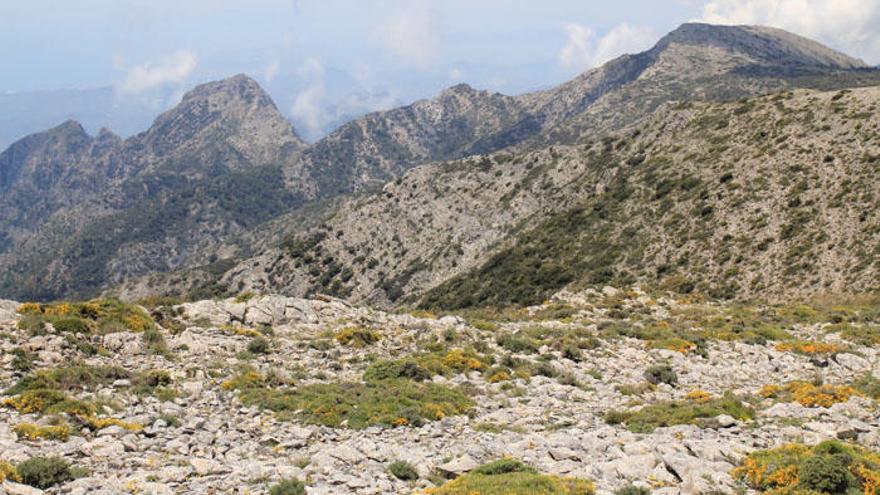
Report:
0,290,878,493
156,84,878,307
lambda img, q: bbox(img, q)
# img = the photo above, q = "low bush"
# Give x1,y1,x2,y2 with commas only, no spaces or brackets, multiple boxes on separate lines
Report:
775,341,846,356
335,327,381,347
733,440,880,495
759,381,859,408
644,365,678,386
605,392,753,433
426,459,594,495
16,456,75,489
614,485,651,495
364,359,432,382
16,299,156,335
13,423,71,441
7,364,130,394
268,478,306,495
388,460,419,480
247,336,271,354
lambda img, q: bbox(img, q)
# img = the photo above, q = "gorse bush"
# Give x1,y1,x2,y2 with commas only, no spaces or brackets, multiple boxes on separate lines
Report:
733,440,880,495
334,326,381,347
759,382,860,408
16,299,155,335
426,459,594,495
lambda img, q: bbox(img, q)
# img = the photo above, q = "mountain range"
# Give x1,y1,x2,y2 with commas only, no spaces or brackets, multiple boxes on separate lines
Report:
1,23,879,304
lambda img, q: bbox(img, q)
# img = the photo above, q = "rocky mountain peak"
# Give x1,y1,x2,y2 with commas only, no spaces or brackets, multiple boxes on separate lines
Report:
179,73,276,110
655,22,868,69
138,73,305,166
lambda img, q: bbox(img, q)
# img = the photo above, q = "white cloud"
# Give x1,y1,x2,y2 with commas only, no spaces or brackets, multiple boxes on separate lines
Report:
558,23,658,72
449,67,463,81
119,50,198,94
291,58,331,139
265,60,280,83
371,1,437,67
699,0,880,63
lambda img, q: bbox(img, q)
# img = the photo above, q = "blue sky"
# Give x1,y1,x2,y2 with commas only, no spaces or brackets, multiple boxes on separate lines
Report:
2,0,879,140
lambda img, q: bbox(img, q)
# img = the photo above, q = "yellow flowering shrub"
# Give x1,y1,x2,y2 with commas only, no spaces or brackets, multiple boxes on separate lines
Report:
13,423,71,441
0,461,20,483
759,381,860,408
775,341,845,356
685,389,712,403
334,326,381,347
733,440,880,495
16,302,43,315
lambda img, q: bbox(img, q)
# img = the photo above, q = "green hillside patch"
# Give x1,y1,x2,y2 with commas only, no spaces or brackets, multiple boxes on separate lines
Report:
420,180,632,309
604,392,754,433
223,371,473,429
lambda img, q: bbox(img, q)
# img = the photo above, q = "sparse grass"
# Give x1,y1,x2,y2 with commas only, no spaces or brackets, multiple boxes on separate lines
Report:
605,392,753,433
426,459,594,495
733,440,880,495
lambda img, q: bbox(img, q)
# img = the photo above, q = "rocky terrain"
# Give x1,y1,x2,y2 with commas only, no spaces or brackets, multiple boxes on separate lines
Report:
4,23,880,302
0,289,879,494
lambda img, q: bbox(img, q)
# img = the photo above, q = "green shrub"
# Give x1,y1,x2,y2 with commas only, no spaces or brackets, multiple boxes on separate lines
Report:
364,360,432,382
247,336,271,354
644,365,677,386
16,456,74,489
268,478,306,495
472,459,536,476
388,460,419,480
142,328,170,356
428,459,594,495
335,327,381,347
496,334,539,354
614,484,651,495
7,364,130,394
733,440,880,495
17,315,46,335
797,454,854,494
11,348,37,372
49,316,91,334
605,392,753,433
